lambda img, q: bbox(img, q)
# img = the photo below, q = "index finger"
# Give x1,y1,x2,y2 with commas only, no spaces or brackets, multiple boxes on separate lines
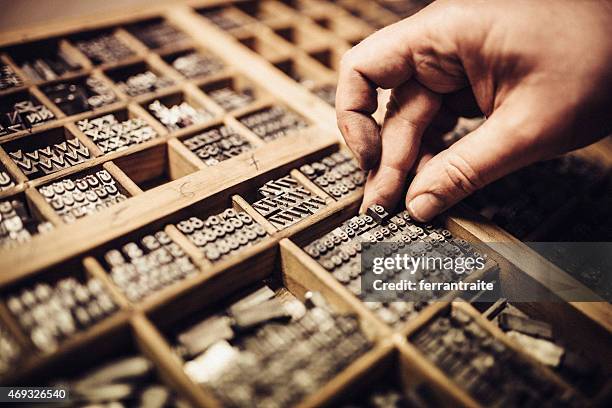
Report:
336,23,416,170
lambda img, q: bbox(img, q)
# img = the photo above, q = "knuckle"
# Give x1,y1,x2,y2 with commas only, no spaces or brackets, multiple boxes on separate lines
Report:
441,151,484,196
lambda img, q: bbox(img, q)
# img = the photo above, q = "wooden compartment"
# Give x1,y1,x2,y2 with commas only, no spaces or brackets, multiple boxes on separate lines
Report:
124,17,192,52
104,60,176,99
237,34,292,61
113,140,199,192
147,256,384,408
476,298,612,402
311,13,374,43
1,125,93,180
67,27,141,68
196,4,256,32
141,89,221,133
74,106,166,156
0,190,56,249
308,46,348,71
234,0,296,23
4,38,86,84
406,301,595,406
35,163,137,224
0,89,58,139
0,257,129,384
271,23,330,52
39,74,120,117
161,48,227,81
198,75,266,113
273,56,335,88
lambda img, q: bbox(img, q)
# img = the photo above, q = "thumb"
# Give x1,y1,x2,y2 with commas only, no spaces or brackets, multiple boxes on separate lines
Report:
405,102,548,221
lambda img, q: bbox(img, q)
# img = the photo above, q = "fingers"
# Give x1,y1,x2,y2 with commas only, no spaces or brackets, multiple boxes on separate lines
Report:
336,23,417,170
405,103,545,221
361,81,441,212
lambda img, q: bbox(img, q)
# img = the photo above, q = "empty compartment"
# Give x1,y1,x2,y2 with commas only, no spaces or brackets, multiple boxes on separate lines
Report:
36,165,132,224
237,104,310,143
75,108,162,155
0,90,56,136
0,192,54,249
162,48,225,80
105,61,174,97
40,75,118,116
238,35,290,61
272,24,328,51
2,126,92,179
124,18,190,50
312,14,374,42
114,141,196,191
235,0,295,22
309,47,345,71
6,38,83,82
273,57,332,88
200,76,263,112
143,91,217,132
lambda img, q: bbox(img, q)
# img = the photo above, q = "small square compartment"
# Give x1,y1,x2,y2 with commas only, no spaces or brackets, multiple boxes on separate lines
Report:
105,61,174,97
69,28,137,66
179,123,254,167
37,165,132,224
238,35,290,61
272,24,326,51
75,108,161,155
2,126,92,179
308,47,344,71
273,58,331,88
311,14,374,43
245,172,327,230
235,0,293,21
197,5,253,31
143,91,216,132
0,192,53,249
200,76,261,112
40,75,118,116
124,18,190,50
1,260,119,354
0,90,56,137
237,104,310,143
94,224,200,304
162,49,225,80
6,38,83,82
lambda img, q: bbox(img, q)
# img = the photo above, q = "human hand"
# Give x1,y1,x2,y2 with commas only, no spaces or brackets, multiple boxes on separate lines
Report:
336,0,612,221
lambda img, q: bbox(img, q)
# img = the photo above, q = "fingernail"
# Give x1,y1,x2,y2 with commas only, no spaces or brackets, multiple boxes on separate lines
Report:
408,193,444,222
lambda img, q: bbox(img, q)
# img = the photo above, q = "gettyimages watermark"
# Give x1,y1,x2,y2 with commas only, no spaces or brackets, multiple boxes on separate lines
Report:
360,242,611,302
